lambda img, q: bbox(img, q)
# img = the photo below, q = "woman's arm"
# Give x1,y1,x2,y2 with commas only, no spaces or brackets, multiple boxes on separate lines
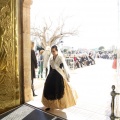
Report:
60,56,70,82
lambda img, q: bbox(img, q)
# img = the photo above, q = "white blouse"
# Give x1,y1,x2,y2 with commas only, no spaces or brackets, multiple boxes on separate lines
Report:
50,55,63,69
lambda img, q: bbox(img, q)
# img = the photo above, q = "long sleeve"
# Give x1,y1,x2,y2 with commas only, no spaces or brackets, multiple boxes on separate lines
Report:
61,56,70,81
31,50,37,68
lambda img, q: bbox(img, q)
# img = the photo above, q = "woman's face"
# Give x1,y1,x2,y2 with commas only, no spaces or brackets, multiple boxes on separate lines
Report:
51,48,58,56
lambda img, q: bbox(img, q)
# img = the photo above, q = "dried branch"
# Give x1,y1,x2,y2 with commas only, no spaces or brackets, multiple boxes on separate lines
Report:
31,17,78,48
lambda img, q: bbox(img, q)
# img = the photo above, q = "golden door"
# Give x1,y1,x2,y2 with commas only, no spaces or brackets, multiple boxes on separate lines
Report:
0,0,21,113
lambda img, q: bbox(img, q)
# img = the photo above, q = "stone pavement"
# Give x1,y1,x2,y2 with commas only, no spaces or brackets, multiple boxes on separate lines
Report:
28,59,116,120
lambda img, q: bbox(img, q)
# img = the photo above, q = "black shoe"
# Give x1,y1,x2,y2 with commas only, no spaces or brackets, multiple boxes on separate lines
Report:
45,108,50,111
33,92,37,96
33,94,37,96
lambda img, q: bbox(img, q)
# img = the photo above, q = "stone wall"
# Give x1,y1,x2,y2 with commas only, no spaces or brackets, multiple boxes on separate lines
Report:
22,0,33,102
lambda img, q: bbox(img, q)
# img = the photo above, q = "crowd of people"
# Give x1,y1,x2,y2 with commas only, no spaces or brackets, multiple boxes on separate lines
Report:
35,48,115,71
63,49,116,69
34,46,117,76
65,52,96,69
74,53,95,68
96,51,115,59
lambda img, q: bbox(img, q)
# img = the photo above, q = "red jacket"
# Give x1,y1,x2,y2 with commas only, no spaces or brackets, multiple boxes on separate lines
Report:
112,59,117,69
74,57,77,61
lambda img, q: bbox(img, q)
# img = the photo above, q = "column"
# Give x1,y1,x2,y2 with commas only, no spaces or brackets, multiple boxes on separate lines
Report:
22,0,33,102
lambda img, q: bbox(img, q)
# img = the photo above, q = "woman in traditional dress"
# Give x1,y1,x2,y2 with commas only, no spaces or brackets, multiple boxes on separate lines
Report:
42,45,77,111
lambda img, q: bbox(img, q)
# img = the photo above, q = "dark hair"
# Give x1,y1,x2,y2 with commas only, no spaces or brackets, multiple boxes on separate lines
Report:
51,45,58,51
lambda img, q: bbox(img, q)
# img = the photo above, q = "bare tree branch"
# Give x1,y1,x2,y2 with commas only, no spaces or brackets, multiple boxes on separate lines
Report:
31,17,78,48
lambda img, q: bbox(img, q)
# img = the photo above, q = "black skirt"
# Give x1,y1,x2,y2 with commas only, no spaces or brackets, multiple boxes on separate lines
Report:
43,69,65,100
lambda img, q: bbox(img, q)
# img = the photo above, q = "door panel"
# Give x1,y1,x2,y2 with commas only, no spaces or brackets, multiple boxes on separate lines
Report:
0,0,20,113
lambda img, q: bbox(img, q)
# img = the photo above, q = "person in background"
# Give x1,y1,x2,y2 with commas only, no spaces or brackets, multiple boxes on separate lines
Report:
76,57,80,68
88,53,95,65
42,46,51,77
31,42,37,96
112,54,117,70
38,50,44,78
74,55,77,68
74,55,77,62
83,55,89,66
79,56,84,67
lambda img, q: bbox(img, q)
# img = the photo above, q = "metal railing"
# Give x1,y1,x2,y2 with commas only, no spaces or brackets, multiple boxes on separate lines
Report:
110,85,120,120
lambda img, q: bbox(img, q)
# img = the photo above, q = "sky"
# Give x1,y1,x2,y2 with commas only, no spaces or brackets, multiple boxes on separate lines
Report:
30,0,119,49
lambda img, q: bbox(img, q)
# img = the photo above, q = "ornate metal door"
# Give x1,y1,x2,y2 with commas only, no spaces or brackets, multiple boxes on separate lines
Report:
0,0,21,113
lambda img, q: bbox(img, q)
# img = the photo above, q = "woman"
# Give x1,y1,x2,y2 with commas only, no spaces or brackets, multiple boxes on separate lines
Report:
42,45,77,111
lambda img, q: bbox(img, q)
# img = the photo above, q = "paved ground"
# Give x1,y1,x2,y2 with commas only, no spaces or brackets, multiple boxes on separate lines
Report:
28,59,117,120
